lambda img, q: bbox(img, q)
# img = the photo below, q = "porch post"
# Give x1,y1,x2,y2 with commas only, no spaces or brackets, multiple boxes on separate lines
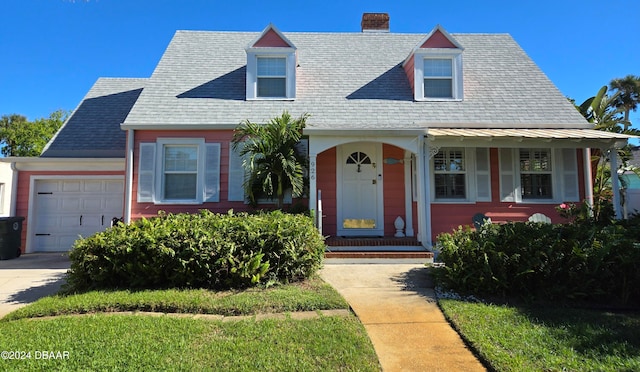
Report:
416,135,431,247
609,149,623,219
124,129,134,223
404,150,414,237
309,153,318,227
423,138,433,246
583,148,594,213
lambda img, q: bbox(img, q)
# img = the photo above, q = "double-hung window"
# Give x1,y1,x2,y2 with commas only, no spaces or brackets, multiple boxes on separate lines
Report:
137,139,220,204
257,57,287,98
519,149,553,200
424,58,453,98
500,147,580,203
411,51,463,101
163,145,198,200
434,148,466,199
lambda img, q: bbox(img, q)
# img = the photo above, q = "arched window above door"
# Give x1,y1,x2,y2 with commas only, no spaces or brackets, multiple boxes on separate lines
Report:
346,152,371,165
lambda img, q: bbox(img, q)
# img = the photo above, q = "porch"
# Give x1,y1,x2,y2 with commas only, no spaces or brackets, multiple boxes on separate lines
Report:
305,128,632,249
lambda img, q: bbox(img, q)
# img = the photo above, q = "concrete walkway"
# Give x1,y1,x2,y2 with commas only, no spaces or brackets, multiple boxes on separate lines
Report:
320,262,486,372
0,253,70,319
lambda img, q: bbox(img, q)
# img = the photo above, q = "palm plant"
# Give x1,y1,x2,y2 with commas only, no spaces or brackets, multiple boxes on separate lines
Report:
231,111,309,209
609,75,640,130
577,85,640,220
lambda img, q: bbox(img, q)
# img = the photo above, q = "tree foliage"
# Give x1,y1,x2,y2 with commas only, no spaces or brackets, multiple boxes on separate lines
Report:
0,110,67,156
576,83,640,219
231,111,309,209
609,75,640,126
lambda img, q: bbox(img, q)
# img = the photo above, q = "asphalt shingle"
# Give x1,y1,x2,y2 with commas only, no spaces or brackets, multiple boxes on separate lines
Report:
42,78,147,158
122,30,588,130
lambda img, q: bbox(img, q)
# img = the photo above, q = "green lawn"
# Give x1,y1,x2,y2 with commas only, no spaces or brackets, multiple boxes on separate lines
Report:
0,315,378,371
439,299,640,372
3,276,346,321
0,277,380,371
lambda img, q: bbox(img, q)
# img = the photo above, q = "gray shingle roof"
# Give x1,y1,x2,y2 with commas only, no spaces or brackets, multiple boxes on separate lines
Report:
122,30,589,130
42,78,146,158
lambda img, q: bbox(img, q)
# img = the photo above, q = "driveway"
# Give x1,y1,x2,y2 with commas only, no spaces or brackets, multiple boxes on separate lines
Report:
0,253,70,319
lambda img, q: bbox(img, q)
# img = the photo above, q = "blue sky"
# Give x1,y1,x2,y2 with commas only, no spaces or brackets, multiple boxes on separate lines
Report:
1,0,638,126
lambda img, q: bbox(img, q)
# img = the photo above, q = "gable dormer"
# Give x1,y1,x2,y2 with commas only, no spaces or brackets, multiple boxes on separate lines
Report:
403,25,464,101
245,24,297,100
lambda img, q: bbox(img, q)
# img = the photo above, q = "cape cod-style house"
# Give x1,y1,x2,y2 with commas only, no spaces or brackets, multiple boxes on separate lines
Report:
2,13,631,253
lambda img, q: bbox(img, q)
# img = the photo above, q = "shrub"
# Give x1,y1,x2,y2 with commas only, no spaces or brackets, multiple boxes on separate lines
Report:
66,210,325,291
433,221,640,306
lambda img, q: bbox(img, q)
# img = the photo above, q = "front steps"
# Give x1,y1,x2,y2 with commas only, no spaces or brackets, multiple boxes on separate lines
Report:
324,237,434,262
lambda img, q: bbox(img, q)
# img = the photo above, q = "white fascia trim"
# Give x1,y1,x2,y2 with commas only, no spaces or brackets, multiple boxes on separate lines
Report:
308,134,422,156
304,128,428,136
7,158,125,171
120,123,238,130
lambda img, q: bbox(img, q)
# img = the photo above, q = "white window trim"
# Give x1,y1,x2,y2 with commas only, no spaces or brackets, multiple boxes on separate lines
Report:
519,148,554,202
246,48,296,100
500,148,579,204
414,49,463,102
155,138,205,205
431,147,477,203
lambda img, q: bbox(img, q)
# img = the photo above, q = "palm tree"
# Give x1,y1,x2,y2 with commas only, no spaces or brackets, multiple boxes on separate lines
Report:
231,111,309,209
609,75,640,130
577,86,640,220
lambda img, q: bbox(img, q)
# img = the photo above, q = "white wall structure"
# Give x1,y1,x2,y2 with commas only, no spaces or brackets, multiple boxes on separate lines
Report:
0,161,15,217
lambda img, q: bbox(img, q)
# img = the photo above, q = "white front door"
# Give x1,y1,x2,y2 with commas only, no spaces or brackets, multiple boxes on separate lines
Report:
337,143,384,236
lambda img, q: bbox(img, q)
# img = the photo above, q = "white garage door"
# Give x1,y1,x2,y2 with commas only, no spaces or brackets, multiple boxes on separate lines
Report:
33,179,124,252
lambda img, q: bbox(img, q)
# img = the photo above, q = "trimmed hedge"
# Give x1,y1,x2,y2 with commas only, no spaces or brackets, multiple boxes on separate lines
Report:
66,210,325,291
433,221,640,306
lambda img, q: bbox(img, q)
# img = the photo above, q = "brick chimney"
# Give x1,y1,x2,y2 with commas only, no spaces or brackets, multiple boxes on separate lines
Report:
361,13,390,33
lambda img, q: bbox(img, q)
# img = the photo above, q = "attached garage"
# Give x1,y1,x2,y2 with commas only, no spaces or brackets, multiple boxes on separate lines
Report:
30,177,124,252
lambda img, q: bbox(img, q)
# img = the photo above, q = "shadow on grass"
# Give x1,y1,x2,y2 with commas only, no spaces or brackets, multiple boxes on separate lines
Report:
520,306,640,359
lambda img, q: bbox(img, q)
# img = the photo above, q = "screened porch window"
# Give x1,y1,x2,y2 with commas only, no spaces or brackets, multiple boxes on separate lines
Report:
434,148,466,199
520,149,552,199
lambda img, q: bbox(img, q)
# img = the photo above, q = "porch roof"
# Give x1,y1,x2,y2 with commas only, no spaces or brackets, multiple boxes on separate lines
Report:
427,128,634,148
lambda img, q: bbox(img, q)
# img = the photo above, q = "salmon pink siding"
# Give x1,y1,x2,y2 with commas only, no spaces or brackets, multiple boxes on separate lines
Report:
316,144,417,238
316,147,337,236
252,29,291,47
132,130,250,219
382,144,415,236
131,129,307,219
430,148,586,241
15,170,125,253
421,30,458,48
403,55,415,91
317,145,585,242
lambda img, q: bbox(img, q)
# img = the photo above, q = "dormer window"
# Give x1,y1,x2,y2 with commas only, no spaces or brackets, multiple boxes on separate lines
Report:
424,58,453,98
246,24,297,100
403,25,464,102
257,57,287,98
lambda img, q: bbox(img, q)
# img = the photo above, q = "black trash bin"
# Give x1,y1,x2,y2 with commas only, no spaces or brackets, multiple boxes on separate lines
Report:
0,217,25,260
